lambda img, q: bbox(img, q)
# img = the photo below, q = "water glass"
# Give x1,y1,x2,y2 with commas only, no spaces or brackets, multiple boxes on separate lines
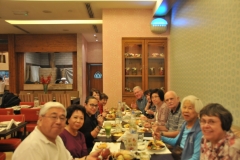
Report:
115,118,122,132
104,122,112,138
138,132,144,142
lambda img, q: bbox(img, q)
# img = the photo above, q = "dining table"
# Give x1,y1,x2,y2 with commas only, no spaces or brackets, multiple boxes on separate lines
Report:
94,110,174,160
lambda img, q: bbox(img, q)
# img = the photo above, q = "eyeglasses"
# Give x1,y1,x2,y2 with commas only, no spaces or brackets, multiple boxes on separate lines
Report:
200,119,217,126
89,104,98,108
42,115,66,122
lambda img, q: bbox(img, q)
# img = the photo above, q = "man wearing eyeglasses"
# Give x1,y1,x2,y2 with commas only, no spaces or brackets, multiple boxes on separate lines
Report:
12,102,102,160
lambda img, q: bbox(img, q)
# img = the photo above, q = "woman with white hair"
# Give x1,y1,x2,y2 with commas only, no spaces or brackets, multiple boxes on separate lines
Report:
153,95,203,160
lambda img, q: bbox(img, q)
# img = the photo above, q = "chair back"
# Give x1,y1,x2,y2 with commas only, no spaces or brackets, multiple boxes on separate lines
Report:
0,108,14,115
55,94,71,108
0,114,25,122
38,94,53,104
20,108,40,122
18,94,34,102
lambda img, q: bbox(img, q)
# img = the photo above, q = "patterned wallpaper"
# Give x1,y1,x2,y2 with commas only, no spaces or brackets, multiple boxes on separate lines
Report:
102,9,169,108
170,0,240,126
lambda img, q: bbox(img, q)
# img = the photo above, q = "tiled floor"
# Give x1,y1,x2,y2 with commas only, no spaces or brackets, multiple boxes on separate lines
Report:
5,152,12,160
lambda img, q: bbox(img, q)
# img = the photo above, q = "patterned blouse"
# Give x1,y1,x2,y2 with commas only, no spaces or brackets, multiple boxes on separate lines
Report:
200,131,240,160
155,102,169,126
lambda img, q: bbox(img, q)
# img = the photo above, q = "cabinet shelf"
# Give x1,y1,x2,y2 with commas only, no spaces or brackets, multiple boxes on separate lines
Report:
148,57,165,59
125,75,142,78
148,75,165,77
125,57,142,59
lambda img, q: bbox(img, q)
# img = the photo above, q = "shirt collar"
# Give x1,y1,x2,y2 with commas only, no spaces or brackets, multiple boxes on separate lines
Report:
171,102,181,114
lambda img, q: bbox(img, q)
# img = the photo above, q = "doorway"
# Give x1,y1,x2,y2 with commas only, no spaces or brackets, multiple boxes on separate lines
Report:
86,63,103,95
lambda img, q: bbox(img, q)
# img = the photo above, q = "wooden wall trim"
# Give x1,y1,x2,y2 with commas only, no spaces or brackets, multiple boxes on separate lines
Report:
15,34,77,52
8,35,17,94
73,52,77,90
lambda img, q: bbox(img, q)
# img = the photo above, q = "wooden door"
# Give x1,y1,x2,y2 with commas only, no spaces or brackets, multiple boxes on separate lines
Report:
86,63,103,95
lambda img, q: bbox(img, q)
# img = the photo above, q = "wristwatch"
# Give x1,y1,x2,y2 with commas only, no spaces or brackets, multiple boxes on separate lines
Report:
97,125,102,130
161,132,164,136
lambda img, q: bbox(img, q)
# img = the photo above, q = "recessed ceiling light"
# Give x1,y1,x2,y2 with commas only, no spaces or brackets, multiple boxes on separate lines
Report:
94,34,96,36
96,39,98,41
13,11,28,16
43,10,52,13
5,20,102,25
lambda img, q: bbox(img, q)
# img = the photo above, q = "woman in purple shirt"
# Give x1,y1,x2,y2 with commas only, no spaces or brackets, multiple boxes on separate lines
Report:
59,104,88,159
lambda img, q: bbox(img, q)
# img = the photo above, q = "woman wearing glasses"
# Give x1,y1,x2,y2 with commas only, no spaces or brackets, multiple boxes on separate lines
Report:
79,96,104,153
200,103,240,160
59,104,88,159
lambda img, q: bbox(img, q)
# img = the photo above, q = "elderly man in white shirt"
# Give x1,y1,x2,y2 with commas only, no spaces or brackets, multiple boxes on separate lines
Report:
12,102,102,160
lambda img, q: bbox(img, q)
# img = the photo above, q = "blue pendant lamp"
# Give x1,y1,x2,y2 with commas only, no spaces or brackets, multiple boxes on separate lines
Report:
150,18,168,34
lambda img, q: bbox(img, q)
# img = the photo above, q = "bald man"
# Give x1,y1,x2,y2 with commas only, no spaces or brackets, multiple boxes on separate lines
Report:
158,91,185,138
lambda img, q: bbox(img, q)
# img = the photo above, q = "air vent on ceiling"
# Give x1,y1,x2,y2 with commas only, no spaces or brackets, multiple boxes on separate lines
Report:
85,3,98,33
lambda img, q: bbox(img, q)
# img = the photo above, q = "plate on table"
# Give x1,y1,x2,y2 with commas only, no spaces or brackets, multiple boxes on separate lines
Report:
147,140,166,151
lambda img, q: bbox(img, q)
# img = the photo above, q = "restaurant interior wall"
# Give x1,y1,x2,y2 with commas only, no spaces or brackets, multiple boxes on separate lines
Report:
169,0,240,126
102,9,170,108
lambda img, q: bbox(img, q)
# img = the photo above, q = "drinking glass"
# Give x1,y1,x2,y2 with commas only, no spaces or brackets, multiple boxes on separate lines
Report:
115,118,122,132
104,122,112,138
138,132,144,142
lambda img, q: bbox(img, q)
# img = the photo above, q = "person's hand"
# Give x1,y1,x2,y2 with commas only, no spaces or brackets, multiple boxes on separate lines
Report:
152,126,161,140
131,102,137,109
146,110,154,115
97,114,104,126
144,122,151,128
85,149,102,160
102,111,107,118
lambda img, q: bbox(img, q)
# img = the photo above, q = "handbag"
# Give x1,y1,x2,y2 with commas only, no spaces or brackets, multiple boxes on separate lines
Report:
166,144,183,160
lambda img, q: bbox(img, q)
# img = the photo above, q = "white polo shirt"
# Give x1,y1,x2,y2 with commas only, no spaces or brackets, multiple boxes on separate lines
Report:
12,127,73,160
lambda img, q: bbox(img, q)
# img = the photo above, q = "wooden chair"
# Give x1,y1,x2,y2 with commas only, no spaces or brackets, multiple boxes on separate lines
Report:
20,108,40,134
0,152,6,160
65,91,79,98
0,138,22,152
18,94,34,102
38,94,53,104
0,108,14,115
0,114,25,122
55,94,71,108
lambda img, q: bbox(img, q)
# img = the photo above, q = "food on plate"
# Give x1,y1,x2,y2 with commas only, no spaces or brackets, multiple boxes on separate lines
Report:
99,148,111,159
106,113,116,119
111,123,116,127
139,128,148,132
112,132,124,137
97,143,108,149
123,124,129,128
147,140,165,150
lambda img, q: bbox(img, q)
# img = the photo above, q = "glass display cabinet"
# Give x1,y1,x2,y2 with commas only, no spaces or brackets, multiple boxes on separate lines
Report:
122,38,168,105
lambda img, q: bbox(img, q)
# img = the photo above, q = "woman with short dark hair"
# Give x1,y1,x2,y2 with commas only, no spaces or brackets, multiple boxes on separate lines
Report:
200,103,240,160
59,104,88,159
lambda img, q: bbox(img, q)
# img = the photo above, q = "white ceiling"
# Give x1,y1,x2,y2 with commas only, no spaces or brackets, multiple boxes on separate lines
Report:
0,0,163,42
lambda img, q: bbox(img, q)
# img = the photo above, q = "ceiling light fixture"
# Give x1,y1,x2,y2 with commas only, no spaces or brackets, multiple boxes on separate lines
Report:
13,11,28,16
5,20,102,25
150,18,168,34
